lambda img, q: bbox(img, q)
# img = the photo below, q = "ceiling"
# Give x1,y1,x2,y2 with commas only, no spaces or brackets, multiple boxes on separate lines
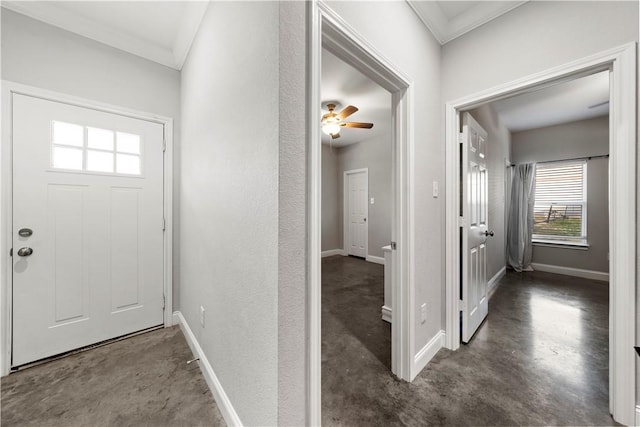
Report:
322,50,391,148
490,71,610,132
1,1,208,70
408,0,528,44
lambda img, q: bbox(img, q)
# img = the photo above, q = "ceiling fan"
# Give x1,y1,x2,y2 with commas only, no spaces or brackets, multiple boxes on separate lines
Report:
321,102,374,139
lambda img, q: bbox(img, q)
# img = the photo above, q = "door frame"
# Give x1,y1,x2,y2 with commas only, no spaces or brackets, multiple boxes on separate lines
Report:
343,168,369,258
309,1,415,424
444,43,637,425
0,81,175,376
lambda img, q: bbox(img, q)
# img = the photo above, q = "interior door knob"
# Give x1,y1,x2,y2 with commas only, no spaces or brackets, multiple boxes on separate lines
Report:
17,247,33,257
484,230,494,237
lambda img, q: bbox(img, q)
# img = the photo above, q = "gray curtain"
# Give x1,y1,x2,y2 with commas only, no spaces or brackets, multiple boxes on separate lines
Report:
507,163,536,272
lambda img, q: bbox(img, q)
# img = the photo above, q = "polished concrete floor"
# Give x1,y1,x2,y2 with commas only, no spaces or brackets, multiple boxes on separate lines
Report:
322,255,613,426
1,326,225,427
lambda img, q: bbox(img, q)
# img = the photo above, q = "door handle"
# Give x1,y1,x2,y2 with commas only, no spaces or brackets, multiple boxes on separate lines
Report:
17,247,33,257
484,230,494,237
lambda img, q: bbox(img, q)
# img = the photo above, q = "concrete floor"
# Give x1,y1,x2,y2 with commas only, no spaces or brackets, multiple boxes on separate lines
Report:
321,255,613,426
1,326,225,427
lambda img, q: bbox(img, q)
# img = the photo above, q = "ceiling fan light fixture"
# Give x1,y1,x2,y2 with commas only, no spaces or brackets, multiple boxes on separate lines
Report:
322,122,341,136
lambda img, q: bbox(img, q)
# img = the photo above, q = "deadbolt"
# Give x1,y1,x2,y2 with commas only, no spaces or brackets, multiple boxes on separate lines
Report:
17,247,33,257
18,228,33,237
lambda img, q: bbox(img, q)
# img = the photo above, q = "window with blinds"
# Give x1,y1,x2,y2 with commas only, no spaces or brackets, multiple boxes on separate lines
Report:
533,160,587,244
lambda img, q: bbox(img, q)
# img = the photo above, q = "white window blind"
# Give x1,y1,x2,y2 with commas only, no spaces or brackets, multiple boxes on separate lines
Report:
533,160,587,244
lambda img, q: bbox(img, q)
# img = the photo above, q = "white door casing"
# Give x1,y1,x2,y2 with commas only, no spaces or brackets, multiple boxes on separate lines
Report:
11,94,165,366
460,113,489,343
445,44,637,425
345,169,368,258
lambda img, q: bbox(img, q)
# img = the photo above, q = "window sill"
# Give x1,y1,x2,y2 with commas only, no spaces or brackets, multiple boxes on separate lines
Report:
532,239,589,250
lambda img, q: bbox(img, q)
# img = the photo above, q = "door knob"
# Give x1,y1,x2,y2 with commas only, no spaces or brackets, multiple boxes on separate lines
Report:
17,247,33,257
484,230,494,237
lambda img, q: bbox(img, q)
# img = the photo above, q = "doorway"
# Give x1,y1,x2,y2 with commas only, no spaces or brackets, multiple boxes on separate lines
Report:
445,44,636,425
2,82,175,374
310,3,415,423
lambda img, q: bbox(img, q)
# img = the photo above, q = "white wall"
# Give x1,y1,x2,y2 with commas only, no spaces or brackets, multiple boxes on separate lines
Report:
511,116,609,273
325,0,443,356
0,8,183,307
467,106,511,281
180,2,278,425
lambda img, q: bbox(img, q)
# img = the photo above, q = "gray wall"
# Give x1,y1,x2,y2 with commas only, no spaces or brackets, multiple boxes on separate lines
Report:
322,144,342,251
326,0,443,356
339,133,392,259
441,0,638,406
511,116,609,272
180,2,278,425
468,106,511,281
322,128,393,259
0,8,183,308
277,2,309,423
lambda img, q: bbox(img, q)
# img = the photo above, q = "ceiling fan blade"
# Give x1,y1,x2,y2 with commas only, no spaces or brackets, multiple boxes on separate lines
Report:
341,122,374,129
331,132,341,139
337,105,358,120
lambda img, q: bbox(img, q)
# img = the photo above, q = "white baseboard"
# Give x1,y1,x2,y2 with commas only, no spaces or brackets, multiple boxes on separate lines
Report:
321,249,345,258
366,254,385,265
531,263,609,282
381,305,392,323
411,330,445,380
487,266,506,299
173,311,243,426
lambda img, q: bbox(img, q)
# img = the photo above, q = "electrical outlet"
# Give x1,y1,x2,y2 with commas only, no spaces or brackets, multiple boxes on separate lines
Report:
200,306,205,328
421,303,427,324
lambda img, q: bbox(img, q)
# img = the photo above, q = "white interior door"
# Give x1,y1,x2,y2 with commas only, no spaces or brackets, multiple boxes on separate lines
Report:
346,169,368,258
461,112,491,343
12,94,165,366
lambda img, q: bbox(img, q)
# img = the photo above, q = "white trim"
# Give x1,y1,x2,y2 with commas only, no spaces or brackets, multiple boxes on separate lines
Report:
366,255,385,265
531,263,609,282
444,43,636,426
321,249,345,258
487,266,506,299
310,1,415,423
1,2,206,70
343,168,369,259
635,405,640,427
381,305,392,323
1,81,174,375
173,311,242,427
412,330,445,379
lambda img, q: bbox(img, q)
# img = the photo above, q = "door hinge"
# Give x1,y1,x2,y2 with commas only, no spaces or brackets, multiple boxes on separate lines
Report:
459,299,466,312
9,248,12,257
458,216,465,227
162,217,166,231
458,133,464,144
390,241,397,250
163,294,166,310
162,139,166,152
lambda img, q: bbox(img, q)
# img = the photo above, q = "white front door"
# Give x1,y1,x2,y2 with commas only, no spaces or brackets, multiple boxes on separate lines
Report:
461,113,490,343
346,169,368,258
12,94,165,366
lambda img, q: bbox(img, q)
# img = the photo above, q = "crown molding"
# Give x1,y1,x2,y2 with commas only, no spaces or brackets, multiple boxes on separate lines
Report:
1,1,207,70
407,1,528,45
